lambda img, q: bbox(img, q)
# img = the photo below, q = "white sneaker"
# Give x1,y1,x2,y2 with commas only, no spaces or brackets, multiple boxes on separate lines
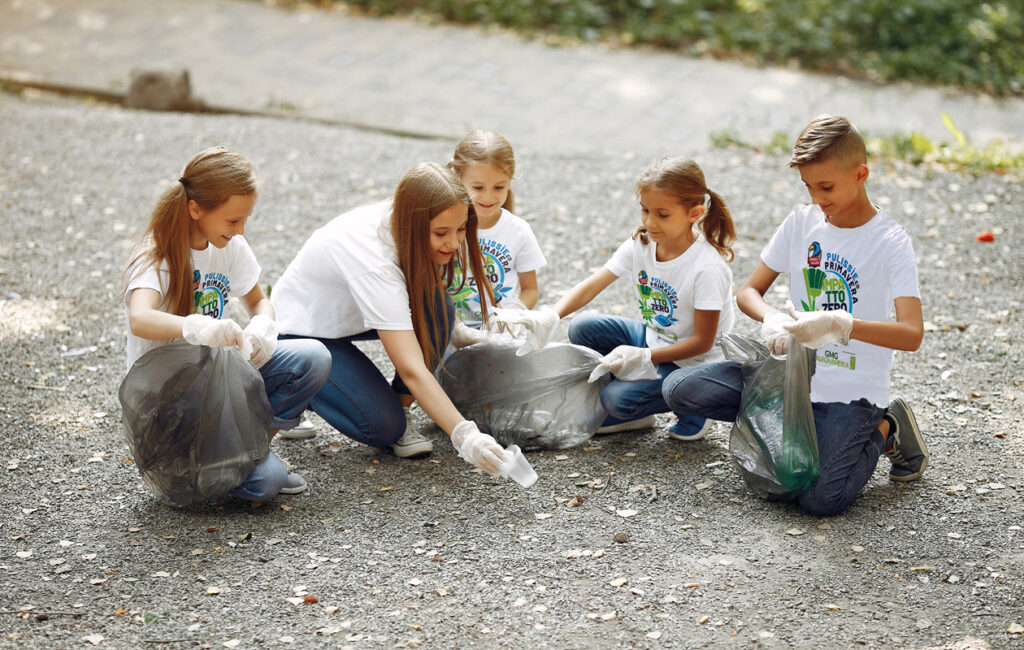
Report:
278,418,317,440
391,409,433,458
278,472,307,495
667,418,713,442
596,414,657,434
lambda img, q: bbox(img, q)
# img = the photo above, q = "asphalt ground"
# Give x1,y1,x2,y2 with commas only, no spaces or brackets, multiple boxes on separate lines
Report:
0,89,1022,649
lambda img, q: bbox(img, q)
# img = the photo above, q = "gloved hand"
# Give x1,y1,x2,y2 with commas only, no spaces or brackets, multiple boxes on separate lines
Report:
488,305,559,356
761,311,796,355
450,321,487,349
783,301,854,348
244,314,279,368
588,345,660,382
182,314,245,349
451,420,506,475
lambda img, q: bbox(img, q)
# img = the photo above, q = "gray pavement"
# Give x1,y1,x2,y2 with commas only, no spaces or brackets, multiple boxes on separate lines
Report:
2,0,1024,156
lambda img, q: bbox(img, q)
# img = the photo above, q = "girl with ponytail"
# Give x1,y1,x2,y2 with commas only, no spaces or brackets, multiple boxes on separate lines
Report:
491,156,737,441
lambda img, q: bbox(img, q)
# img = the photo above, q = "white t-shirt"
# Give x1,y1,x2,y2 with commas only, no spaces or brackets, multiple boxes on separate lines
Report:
271,201,414,338
123,236,261,370
762,204,920,407
604,233,735,367
449,209,547,321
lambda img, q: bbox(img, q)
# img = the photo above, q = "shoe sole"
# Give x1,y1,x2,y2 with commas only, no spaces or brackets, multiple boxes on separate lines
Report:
595,415,657,434
277,429,317,440
279,485,308,494
392,443,433,459
887,397,928,481
667,420,712,442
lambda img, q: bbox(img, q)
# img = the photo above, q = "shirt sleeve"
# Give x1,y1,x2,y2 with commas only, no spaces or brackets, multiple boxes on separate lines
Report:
348,267,414,330
760,208,797,273
603,237,635,278
887,228,921,300
229,236,262,297
513,222,547,272
692,262,733,311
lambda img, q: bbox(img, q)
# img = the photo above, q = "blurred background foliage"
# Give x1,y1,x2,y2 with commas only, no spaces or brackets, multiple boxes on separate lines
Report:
330,0,1023,95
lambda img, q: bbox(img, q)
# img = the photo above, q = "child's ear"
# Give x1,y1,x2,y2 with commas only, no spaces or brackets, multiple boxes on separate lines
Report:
855,163,870,186
689,205,705,222
187,199,202,221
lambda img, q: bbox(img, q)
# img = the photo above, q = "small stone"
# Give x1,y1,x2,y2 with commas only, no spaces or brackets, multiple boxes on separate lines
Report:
614,532,629,544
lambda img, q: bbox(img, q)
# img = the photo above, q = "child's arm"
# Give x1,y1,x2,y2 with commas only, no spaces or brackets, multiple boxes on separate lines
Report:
517,271,539,309
128,288,187,340
850,296,923,351
649,309,721,364
239,284,275,320
553,269,617,318
736,262,783,322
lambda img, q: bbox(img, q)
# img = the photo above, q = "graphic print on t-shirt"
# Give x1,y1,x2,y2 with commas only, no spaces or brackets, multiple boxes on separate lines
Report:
636,270,679,337
193,268,230,318
801,241,860,371
800,241,860,312
448,246,512,315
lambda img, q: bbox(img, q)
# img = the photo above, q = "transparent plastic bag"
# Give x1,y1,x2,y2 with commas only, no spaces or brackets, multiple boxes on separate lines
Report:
437,336,609,450
720,333,819,499
118,341,273,507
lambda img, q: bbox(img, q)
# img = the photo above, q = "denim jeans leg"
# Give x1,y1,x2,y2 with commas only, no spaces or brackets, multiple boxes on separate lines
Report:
798,400,886,517
229,450,289,502
299,334,405,447
567,312,646,354
662,361,744,423
259,338,331,431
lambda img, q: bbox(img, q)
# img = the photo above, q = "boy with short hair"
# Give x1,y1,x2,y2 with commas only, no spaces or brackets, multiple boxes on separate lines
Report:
662,114,928,516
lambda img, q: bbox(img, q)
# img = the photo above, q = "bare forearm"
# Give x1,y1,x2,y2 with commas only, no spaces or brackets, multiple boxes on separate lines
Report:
518,287,539,309
401,370,464,434
649,336,715,365
129,309,185,341
851,319,923,351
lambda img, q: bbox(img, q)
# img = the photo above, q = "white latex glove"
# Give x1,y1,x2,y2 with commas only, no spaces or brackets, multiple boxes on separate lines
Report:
588,345,660,382
783,301,854,348
450,321,487,349
182,314,245,350
488,305,559,356
451,420,506,475
244,314,279,368
761,311,796,355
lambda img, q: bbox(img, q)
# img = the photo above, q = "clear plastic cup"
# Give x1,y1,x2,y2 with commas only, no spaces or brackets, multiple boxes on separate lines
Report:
499,445,538,488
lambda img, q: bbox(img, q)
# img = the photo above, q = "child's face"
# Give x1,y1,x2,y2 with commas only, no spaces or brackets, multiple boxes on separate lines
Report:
429,202,469,266
640,189,701,247
460,164,510,223
798,158,867,221
188,193,255,250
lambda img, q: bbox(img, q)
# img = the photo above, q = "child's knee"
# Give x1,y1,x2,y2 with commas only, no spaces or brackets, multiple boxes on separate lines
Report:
566,312,601,345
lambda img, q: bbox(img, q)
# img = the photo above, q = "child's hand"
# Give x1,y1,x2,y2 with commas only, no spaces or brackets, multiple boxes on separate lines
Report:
450,321,487,349
450,420,506,474
589,345,659,382
761,312,795,355
182,314,245,349
783,302,853,348
244,314,279,368
489,306,559,356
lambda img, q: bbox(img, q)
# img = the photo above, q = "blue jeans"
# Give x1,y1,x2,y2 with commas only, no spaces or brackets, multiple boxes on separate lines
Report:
231,338,331,502
288,291,455,448
662,361,887,516
567,312,704,432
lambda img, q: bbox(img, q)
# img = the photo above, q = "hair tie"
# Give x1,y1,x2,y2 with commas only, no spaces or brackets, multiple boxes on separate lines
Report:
178,177,189,187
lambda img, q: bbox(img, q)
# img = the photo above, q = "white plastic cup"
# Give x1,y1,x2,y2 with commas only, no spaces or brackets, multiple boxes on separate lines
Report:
499,445,538,488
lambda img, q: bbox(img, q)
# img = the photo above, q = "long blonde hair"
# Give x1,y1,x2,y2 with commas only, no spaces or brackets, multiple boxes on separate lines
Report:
123,147,257,316
447,130,517,212
634,157,735,262
391,163,494,367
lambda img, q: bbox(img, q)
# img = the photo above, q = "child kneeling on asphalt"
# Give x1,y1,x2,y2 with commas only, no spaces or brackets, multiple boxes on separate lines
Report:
662,114,928,517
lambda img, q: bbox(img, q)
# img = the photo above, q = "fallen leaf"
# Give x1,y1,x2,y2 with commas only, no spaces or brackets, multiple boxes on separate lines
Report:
302,595,318,603
647,631,662,639
786,528,804,536
83,634,104,645
535,513,553,520
976,231,995,242
1007,623,1024,634
223,640,241,649
609,577,628,587
616,509,637,518
600,611,617,621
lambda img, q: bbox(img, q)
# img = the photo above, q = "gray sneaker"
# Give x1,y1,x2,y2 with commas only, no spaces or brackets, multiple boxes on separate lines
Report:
278,418,317,440
279,472,307,495
391,410,433,458
882,397,929,481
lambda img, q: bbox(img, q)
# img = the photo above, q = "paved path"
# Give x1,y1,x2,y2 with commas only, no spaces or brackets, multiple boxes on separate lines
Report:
2,0,1023,155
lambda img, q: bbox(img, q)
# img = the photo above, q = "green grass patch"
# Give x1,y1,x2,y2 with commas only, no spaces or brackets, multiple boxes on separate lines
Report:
711,114,1024,176
331,0,1023,96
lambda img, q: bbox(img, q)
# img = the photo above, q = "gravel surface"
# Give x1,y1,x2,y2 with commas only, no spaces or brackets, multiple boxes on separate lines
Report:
1,90,1022,649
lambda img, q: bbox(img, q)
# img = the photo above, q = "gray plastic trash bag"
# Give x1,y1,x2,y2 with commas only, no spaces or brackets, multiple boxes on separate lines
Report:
437,337,609,450
118,341,273,507
720,333,819,500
